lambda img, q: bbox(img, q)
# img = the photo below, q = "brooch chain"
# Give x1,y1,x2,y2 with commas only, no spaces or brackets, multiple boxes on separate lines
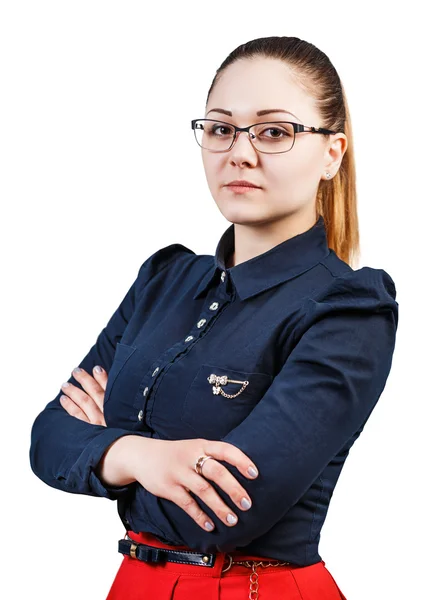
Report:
207,373,250,398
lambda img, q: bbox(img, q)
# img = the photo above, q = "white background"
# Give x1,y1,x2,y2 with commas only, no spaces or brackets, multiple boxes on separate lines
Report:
1,1,433,598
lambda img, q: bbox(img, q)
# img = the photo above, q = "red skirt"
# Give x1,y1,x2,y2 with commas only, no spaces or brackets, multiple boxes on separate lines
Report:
106,530,347,600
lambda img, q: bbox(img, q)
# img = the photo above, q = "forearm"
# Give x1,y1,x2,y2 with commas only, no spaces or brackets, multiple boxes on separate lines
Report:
30,395,151,499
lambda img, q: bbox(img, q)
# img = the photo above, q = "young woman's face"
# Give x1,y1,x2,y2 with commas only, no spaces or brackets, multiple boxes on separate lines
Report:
202,57,346,226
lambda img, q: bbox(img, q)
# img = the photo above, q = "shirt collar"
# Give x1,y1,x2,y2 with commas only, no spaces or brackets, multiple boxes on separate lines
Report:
193,215,330,301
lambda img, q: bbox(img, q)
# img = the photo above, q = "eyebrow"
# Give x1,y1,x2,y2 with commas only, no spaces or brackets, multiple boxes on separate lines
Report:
205,108,301,122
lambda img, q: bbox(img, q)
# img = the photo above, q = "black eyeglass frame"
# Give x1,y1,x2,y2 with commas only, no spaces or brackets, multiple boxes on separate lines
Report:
191,118,339,154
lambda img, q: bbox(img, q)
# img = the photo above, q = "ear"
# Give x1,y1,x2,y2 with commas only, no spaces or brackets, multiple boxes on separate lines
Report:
323,133,348,175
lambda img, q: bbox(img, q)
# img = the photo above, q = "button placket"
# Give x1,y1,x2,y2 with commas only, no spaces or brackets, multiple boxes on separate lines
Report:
194,288,226,334
135,282,231,427
220,268,235,299
136,363,163,423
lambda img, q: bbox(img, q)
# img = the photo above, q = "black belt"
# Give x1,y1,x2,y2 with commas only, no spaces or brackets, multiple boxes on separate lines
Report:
118,535,217,568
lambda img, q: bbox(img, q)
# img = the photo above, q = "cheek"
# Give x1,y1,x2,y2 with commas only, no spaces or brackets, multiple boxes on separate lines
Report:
295,138,325,173
202,154,219,184
263,157,300,189
202,157,228,196
276,149,322,186
262,155,320,209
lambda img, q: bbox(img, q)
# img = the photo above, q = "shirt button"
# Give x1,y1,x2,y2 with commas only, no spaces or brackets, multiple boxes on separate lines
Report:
209,302,219,310
185,335,194,342
152,367,159,376
197,318,207,328
221,271,226,282
143,386,149,397
137,410,144,421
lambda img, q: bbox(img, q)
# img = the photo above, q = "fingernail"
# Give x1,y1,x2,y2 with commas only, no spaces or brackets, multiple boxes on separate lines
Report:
241,497,251,510
61,382,70,388
204,521,214,531
73,367,82,374
248,466,258,477
94,365,103,373
227,514,237,525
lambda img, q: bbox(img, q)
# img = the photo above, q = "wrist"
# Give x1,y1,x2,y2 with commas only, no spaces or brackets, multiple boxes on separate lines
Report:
96,434,148,487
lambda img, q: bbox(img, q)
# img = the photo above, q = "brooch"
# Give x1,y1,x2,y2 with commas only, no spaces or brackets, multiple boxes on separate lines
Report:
207,373,250,398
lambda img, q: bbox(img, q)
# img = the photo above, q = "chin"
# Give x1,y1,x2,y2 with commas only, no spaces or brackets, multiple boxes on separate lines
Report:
218,207,272,226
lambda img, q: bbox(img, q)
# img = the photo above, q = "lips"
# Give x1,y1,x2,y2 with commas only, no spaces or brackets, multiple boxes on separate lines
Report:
226,180,261,188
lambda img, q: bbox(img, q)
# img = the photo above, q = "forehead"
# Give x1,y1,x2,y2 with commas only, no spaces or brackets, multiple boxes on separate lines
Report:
207,58,318,124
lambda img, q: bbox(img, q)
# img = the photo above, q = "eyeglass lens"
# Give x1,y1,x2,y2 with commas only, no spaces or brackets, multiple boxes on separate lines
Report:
193,120,296,153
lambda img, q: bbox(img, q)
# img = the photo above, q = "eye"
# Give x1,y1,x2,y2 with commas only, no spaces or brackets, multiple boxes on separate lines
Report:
260,127,289,139
211,123,233,137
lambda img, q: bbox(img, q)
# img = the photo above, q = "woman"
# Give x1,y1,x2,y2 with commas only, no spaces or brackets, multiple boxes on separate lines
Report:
29,36,399,599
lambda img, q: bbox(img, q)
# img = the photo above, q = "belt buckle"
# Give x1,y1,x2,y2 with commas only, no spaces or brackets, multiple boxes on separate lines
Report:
123,532,138,559
129,542,138,559
222,554,233,573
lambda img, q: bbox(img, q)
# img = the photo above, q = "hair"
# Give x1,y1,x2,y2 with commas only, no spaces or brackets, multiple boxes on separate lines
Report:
205,36,360,268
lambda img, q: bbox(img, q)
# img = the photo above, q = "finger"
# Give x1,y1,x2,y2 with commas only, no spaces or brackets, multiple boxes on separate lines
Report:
92,365,108,393
186,470,243,528
170,485,217,533
60,394,90,423
203,440,259,479
61,381,106,426
71,367,105,412
195,441,256,516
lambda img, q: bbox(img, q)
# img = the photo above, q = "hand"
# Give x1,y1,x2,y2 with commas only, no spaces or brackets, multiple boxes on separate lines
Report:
124,436,259,532
59,365,107,426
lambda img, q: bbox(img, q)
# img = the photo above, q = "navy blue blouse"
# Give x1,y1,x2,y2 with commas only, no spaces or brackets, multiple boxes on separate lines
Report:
29,215,399,566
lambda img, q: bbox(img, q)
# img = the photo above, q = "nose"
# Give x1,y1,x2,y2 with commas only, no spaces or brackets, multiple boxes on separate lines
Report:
233,129,256,147
228,130,259,164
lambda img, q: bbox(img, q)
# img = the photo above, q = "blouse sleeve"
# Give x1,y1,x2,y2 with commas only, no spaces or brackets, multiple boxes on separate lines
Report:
29,244,189,500
123,267,399,552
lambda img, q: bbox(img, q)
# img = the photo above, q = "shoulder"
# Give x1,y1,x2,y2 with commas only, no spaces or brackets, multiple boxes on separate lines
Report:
317,265,397,303
304,260,399,329
139,242,196,272
316,248,397,303
135,242,197,291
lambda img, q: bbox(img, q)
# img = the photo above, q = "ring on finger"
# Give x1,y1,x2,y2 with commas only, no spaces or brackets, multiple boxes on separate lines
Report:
195,455,214,476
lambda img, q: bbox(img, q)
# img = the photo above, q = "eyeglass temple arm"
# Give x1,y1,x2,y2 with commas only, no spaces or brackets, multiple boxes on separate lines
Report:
295,124,338,135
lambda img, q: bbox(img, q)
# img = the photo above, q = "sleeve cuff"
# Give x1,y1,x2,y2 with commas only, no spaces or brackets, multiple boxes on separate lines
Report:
58,427,153,499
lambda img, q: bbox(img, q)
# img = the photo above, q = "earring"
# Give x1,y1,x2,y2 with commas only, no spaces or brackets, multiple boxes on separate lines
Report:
325,172,332,179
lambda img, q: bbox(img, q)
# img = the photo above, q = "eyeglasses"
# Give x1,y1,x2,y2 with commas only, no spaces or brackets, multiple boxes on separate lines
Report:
191,118,338,154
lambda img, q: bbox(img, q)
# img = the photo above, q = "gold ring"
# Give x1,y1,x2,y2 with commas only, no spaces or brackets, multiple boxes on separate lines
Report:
195,454,214,475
